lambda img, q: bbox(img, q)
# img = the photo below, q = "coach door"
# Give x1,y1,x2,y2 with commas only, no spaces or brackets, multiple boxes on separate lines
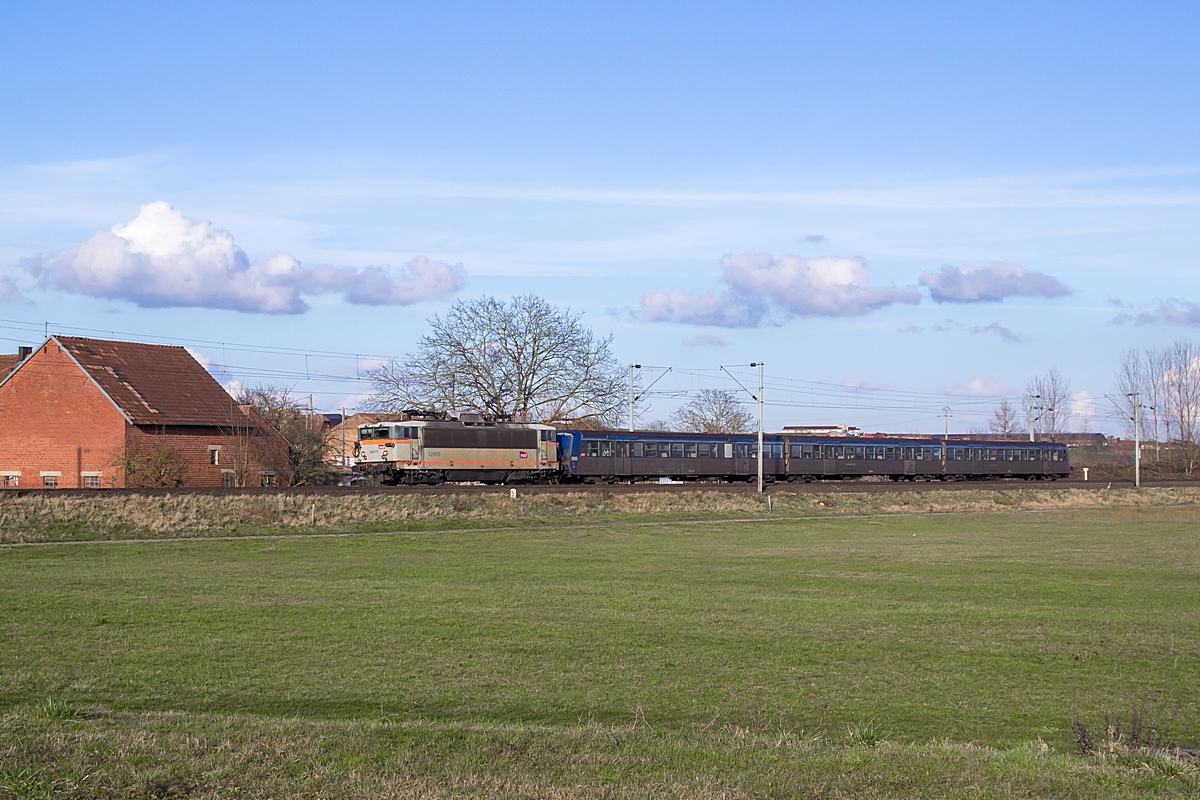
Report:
736,443,751,476
615,441,632,476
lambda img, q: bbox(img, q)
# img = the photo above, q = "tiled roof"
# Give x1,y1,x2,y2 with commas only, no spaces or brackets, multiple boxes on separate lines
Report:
0,354,19,376
56,336,243,426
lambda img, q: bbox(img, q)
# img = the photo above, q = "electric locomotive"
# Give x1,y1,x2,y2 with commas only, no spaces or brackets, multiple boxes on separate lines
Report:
356,411,560,485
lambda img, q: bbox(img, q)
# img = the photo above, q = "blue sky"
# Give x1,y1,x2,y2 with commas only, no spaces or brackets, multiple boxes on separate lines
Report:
2,1,1198,432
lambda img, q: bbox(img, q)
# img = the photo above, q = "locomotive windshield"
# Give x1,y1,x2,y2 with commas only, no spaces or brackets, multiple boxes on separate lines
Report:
360,426,392,441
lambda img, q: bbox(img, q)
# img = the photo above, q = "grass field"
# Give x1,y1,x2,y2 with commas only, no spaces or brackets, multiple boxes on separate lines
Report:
2,505,1199,797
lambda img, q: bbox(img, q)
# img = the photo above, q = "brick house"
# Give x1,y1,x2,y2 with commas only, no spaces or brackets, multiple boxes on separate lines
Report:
0,336,289,489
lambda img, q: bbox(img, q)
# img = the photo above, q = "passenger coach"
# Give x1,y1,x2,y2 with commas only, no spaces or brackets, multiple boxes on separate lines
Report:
559,430,1069,483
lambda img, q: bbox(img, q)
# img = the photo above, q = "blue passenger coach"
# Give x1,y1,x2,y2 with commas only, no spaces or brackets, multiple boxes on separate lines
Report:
558,430,1069,483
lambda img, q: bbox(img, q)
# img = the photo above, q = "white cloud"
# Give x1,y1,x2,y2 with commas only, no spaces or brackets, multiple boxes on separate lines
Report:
944,376,1009,396
0,277,29,304
919,261,1070,303
639,288,762,328
639,252,919,328
842,377,888,391
185,347,214,368
1114,298,1200,326
681,334,729,347
1070,391,1096,421
23,201,466,314
929,318,1021,342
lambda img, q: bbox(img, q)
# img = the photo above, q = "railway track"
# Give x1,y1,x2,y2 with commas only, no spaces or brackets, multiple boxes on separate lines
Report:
7,477,1195,499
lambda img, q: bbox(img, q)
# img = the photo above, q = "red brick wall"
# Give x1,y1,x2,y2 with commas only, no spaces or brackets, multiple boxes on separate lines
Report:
0,343,291,489
125,425,289,488
0,342,128,488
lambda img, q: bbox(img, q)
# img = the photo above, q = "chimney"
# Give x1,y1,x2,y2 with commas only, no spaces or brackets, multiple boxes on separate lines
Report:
17,346,31,361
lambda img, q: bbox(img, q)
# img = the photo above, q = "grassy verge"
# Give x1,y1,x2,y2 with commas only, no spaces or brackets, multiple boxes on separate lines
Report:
2,485,1200,544
1,507,1198,796
4,708,1197,799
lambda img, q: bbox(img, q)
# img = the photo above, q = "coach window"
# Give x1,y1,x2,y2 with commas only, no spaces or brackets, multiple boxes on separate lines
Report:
659,442,670,457
684,442,697,458
632,442,644,458
599,441,612,457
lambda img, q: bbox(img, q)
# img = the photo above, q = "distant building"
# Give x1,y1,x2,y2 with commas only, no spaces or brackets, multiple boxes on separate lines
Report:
0,337,289,489
781,425,863,437
325,412,404,466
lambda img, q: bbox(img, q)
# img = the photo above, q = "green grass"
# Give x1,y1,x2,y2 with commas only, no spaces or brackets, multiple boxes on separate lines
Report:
2,506,1199,797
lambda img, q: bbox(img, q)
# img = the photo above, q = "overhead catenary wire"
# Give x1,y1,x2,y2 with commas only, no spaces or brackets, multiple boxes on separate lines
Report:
0,315,1075,428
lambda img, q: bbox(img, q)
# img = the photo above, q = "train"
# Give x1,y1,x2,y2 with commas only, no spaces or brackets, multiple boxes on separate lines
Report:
355,413,1071,485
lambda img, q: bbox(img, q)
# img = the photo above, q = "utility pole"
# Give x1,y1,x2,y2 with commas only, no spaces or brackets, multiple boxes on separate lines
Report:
942,406,950,472
628,364,641,432
719,363,763,493
1028,394,1040,443
1128,392,1140,488
752,361,764,494
341,406,347,467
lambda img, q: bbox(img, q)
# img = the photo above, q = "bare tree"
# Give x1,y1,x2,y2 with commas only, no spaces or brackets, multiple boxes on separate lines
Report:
1146,346,1170,460
367,295,625,425
118,437,186,487
642,420,671,431
1023,368,1072,441
1111,348,1146,440
222,397,261,487
238,385,338,486
670,389,754,433
988,399,1020,435
1161,340,1200,474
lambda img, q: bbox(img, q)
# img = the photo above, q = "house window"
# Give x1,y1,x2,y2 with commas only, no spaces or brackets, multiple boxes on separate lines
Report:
82,471,103,488
209,447,221,465
221,470,236,488
260,472,277,487
2,475,18,488
43,475,59,488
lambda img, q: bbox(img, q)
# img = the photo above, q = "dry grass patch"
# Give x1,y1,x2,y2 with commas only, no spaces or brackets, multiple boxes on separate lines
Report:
2,486,1200,544
3,708,1197,799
